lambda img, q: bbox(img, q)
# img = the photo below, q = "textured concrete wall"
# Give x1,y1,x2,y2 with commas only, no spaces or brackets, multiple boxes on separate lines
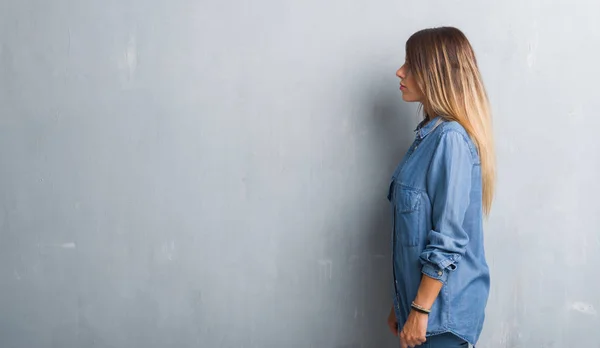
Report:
1,0,599,347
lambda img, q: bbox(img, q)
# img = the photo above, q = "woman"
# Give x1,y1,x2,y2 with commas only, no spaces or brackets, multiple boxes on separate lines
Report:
386,27,495,348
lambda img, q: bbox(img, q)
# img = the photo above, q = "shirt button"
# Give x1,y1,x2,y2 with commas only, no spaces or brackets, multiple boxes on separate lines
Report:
437,271,443,276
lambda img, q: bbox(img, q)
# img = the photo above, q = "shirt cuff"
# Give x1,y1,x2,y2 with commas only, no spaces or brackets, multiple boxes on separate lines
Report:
422,263,449,283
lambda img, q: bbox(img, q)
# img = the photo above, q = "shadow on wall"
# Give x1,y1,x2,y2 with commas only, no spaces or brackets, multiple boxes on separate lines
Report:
359,82,416,348
306,61,417,347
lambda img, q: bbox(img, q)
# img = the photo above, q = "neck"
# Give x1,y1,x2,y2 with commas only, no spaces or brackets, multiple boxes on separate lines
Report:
422,105,435,122
423,112,434,124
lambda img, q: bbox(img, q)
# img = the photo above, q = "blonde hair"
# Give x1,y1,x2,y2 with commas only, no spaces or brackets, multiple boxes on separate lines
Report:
406,27,496,215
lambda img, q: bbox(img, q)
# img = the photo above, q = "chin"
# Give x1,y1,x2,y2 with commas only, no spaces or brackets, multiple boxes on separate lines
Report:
402,94,418,103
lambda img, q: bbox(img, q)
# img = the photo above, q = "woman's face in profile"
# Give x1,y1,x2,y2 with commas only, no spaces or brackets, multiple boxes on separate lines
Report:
396,62,423,103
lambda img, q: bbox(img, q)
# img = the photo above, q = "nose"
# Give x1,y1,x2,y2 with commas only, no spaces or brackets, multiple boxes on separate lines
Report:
396,65,405,79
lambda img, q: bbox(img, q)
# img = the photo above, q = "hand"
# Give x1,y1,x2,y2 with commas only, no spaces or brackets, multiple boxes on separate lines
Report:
399,310,428,348
387,306,398,337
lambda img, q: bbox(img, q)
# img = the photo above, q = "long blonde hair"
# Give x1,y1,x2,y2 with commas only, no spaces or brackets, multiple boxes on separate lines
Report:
406,27,496,215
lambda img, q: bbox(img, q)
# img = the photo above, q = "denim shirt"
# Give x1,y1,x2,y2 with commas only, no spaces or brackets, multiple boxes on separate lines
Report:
387,116,490,345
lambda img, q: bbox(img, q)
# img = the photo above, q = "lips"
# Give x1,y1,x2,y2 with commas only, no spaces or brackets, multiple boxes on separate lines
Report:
400,84,407,90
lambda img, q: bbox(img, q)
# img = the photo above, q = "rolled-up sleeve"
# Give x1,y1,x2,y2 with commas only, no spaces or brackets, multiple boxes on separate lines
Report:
420,131,473,284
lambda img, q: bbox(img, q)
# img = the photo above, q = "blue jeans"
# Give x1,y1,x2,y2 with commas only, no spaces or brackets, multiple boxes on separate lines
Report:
422,333,469,348
400,333,470,348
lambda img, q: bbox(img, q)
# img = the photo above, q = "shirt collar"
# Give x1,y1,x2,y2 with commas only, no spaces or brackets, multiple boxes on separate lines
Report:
414,116,443,139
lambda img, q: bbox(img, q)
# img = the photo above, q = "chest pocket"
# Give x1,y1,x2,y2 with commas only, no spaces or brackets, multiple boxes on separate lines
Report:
393,186,422,247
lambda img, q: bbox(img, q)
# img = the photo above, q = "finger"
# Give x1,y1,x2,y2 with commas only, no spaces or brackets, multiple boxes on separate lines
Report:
399,336,408,348
410,337,423,347
403,332,417,347
400,331,406,342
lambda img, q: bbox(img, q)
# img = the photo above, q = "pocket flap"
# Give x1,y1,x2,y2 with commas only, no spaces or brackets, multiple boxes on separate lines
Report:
395,187,420,213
